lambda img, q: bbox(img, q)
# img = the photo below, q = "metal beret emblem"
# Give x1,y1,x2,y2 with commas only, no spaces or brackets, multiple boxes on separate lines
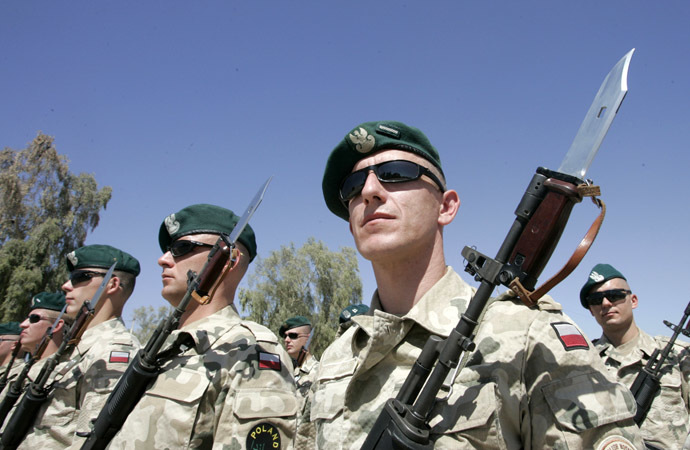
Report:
589,271,604,283
67,251,78,267
349,127,375,154
165,214,180,235
31,296,40,306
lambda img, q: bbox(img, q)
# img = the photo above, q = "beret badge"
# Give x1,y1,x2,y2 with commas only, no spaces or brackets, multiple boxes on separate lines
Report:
349,127,375,154
165,214,180,235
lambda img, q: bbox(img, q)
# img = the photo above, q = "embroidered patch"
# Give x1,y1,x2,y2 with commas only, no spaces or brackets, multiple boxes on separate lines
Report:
246,422,281,449
258,352,281,371
67,251,78,267
164,213,180,235
596,435,636,450
109,351,130,363
348,127,375,153
551,322,589,351
589,270,604,283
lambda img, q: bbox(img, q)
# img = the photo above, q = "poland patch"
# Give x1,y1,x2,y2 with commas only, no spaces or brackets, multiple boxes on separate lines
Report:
109,351,130,363
258,352,281,371
551,322,589,351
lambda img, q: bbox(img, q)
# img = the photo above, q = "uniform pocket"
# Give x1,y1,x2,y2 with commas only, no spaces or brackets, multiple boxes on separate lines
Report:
233,388,299,419
542,370,635,432
310,358,357,421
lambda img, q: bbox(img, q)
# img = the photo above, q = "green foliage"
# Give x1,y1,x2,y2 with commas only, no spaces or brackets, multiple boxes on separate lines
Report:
0,133,111,321
238,237,362,359
130,305,173,343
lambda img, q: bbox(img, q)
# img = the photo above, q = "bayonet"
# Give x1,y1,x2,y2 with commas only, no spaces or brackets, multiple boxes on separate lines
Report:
558,49,635,179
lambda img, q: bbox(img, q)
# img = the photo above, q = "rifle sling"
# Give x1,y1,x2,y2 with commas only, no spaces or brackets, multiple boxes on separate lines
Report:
511,186,605,307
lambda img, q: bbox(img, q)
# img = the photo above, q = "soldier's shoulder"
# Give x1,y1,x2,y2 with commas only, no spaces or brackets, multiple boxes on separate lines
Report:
239,319,280,345
489,290,564,317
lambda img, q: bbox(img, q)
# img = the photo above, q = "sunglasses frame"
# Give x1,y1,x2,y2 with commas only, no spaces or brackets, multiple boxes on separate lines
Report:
585,289,632,306
168,239,215,258
339,160,446,205
284,332,309,340
28,313,56,324
69,270,108,285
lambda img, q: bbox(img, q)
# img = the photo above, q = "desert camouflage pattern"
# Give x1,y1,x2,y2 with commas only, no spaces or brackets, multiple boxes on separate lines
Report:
0,356,51,433
0,355,27,403
106,305,298,449
310,267,644,449
594,329,690,448
18,318,139,449
295,353,319,450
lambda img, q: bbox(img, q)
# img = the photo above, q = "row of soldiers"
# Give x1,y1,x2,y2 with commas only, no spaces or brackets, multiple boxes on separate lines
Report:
0,120,688,449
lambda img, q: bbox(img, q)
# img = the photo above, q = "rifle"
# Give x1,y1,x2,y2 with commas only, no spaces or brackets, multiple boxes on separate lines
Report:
0,304,67,429
80,178,271,450
0,340,22,395
361,49,634,449
296,327,314,368
0,262,117,449
630,301,690,426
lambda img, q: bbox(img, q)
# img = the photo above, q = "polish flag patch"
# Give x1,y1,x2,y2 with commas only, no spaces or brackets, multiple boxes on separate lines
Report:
551,322,589,351
258,352,281,371
109,351,130,363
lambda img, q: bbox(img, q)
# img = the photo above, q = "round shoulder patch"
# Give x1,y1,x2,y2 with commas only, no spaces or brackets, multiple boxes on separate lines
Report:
246,422,281,449
596,435,636,450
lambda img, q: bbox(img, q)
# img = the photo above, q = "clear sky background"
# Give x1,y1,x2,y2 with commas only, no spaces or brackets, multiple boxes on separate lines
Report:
1,1,689,341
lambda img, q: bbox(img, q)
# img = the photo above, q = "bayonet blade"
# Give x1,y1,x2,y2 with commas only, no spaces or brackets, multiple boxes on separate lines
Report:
88,261,118,310
558,48,634,179
227,177,272,245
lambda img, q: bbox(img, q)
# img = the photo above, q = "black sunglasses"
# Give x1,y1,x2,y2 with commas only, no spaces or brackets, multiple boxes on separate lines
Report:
28,313,55,324
70,270,107,285
585,289,631,306
168,240,214,257
285,332,308,340
339,160,446,204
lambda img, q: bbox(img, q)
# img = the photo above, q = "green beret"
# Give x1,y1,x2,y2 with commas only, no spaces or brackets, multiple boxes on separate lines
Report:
278,316,311,337
67,244,141,276
30,292,66,313
579,263,627,308
339,303,370,324
158,204,257,263
0,322,21,336
322,121,445,221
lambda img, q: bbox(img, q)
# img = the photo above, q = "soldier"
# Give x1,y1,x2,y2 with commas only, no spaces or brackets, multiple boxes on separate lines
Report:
106,204,297,449
18,245,141,448
0,292,69,429
0,322,21,372
311,120,644,449
279,315,319,395
581,263,690,449
336,303,369,336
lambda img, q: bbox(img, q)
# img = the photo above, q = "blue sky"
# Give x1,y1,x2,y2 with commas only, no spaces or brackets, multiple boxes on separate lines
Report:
2,1,689,341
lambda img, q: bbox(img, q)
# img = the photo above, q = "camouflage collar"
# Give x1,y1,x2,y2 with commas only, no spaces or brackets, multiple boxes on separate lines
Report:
173,305,241,354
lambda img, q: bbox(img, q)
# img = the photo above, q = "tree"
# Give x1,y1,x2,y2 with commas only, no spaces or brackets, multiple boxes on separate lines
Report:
129,305,173,343
0,133,111,321
238,237,362,358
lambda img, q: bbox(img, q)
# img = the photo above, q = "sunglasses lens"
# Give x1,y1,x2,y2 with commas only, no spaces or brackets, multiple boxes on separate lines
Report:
586,289,629,306
339,172,367,202
169,241,193,257
29,314,41,324
70,271,90,284
378,161,420,182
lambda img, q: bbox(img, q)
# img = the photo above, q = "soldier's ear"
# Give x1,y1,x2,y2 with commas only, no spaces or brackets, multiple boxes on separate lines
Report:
630,293,638,309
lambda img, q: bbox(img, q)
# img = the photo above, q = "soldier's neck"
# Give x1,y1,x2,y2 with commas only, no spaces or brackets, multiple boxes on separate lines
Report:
605,322,639,348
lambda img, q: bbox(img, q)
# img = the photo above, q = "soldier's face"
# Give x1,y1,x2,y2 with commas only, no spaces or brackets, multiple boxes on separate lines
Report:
19,308,60,353
346,150,448,264
284,325,310,359
588,278,637,333
158,233,217,305
62,266,108,317
0,335,19,360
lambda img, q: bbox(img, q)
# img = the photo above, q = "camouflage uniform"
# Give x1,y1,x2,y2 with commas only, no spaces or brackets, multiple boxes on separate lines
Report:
295,354,319,450
0,356,49,433
0,356,26,403
594,329,690,448
310,267,644,449
18,318,139,449
106,305,298,449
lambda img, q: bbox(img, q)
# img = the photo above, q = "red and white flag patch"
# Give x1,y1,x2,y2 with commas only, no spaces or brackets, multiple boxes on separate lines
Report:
109,351,130,363
551,322,589,351
258,352,281,371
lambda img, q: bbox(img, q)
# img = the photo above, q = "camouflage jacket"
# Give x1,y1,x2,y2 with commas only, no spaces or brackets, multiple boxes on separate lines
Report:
594,330,690,448
0,356,49,433
295,353,319,397
106,305,298,450
295,354,319,450
0,355,27,404
18,318,139,449
310,267,644,449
